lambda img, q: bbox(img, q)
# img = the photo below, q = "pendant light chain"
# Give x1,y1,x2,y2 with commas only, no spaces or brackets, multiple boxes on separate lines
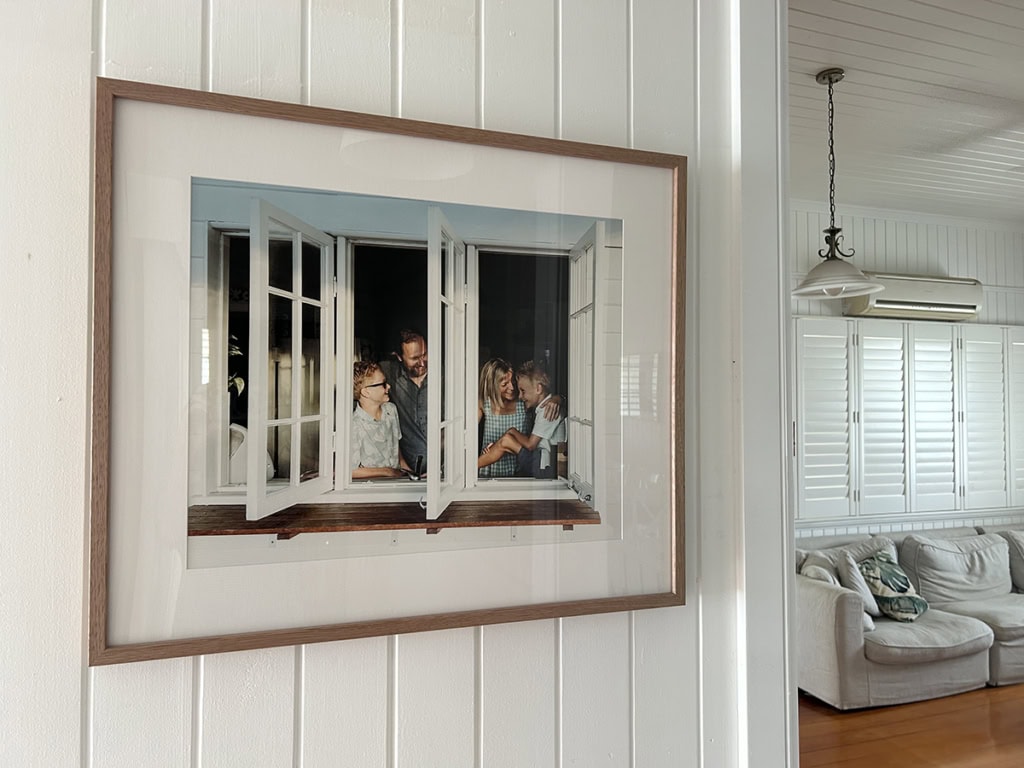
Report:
792,67,882,298
826,77,837,231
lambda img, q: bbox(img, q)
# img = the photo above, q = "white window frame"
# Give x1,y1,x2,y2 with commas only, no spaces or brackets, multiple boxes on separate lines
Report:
191,197,608,520
245,199,336,520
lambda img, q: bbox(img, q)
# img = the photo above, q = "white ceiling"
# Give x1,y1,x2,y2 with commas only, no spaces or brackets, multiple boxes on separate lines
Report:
788,0,1024,225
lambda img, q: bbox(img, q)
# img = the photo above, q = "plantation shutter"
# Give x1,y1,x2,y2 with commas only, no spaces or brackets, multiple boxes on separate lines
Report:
856,321,908,515
795,317,854,520
907,323,959,513
960,325,1009,509
1008,327,1024,506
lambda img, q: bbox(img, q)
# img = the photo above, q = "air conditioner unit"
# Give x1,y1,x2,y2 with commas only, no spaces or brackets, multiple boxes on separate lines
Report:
844,272,983,321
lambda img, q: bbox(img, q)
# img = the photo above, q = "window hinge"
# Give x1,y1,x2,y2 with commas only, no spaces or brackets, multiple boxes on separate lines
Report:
791,420,797,457
332,431,337,451
333,275,338,298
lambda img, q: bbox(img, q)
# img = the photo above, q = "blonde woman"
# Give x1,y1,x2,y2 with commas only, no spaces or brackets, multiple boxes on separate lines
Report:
477,358,562,478
477,358,526,478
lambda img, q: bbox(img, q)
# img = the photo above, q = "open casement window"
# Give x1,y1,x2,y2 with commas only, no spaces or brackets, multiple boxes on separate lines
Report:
246,199,336,521
567,221,603,508
426,207,467,520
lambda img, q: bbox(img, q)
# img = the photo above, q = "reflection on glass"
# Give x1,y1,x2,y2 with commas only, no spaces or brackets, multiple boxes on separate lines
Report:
301,303,320,417
439,424,447,482
301,240,320,300
268,237,293,292
268,424,291,482
441,236,448,295
268,294,293,419
300,421,319,480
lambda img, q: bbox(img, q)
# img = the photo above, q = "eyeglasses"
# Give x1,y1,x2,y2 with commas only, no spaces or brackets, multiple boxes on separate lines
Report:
364,380,389,389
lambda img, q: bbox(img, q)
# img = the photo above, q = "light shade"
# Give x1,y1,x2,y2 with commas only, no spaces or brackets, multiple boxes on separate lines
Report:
792,257,885,299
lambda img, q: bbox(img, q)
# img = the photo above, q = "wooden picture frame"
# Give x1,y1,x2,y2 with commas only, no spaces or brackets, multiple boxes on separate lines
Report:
90,77,686,665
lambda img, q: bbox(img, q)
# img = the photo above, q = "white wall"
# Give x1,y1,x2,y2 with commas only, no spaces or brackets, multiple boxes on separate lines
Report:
1,1,790,766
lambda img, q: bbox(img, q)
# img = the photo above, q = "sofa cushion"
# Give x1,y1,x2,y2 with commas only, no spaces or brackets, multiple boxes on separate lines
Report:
857,551,928,621
900,534,1011,604
864,609,993,665
996,530,1024,591
799,563,838,586
802,536,898,582
935,595,1024,642
838,551,882,617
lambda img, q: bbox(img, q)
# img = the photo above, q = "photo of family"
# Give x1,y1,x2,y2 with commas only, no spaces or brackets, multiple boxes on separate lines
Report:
185,175,622,559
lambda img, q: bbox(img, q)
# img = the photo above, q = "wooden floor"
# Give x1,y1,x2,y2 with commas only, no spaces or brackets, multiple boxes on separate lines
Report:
800,685,1024,767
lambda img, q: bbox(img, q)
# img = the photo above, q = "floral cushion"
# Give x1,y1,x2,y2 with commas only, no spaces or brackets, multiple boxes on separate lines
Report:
857,551,928,622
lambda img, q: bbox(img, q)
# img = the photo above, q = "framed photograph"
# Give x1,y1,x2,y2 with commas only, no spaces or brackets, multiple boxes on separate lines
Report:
90,77,686,664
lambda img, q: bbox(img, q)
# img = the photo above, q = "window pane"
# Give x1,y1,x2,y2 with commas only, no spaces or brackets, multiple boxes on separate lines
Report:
477,251,570,479
300,421,320,480
268,424,291,482
227,235,250,428
301,240,320,300
301,303,321,417
439,424,447,482
268,236,293,292
440,299,447,423
441,236,448,295
268,294,293,419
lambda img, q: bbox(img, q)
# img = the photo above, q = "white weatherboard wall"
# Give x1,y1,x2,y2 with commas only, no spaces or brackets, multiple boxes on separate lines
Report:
2,1,790,767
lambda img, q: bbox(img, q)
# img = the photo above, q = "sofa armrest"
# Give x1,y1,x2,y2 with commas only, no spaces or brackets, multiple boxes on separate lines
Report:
796,574,870,709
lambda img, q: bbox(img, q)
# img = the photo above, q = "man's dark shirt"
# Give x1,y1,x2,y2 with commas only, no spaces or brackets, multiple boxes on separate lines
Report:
379,360,428,471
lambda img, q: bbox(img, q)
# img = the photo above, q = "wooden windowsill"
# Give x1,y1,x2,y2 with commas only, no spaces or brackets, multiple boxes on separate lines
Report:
188,498,600,539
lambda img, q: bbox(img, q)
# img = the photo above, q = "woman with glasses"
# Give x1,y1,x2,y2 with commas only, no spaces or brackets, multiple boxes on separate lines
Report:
351,361,413,480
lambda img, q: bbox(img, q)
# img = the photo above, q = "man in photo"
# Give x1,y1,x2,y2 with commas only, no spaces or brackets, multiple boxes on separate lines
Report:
378,329,429,474
477,360,565,479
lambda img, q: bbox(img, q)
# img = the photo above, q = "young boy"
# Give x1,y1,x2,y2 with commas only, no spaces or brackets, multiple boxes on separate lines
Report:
477,361,566,479
351,361,414,480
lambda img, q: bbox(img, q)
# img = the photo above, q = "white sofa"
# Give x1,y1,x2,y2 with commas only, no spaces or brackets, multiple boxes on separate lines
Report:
795,528,996,710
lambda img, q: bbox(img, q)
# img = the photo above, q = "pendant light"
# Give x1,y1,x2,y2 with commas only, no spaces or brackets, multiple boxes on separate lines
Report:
792,68,884,299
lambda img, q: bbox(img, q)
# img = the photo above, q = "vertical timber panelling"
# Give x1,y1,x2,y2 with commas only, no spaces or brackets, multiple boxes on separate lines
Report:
103,0,203,86
479,6,563,767
402,0,478,125
309,0,393,114
479,621,557,768
560,0,629,145
3,2,91,765
82,2,709,767
395,629,477,767
302,638,389,767
481,0,557,136
632,0,694,154
557,4,632,763
209,0,302,101
199,648,296,766
89,659,193,765
631,2,697,763
561,613,632,764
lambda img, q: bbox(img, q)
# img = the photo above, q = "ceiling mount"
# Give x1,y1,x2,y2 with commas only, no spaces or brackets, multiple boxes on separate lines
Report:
815,67,845,86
